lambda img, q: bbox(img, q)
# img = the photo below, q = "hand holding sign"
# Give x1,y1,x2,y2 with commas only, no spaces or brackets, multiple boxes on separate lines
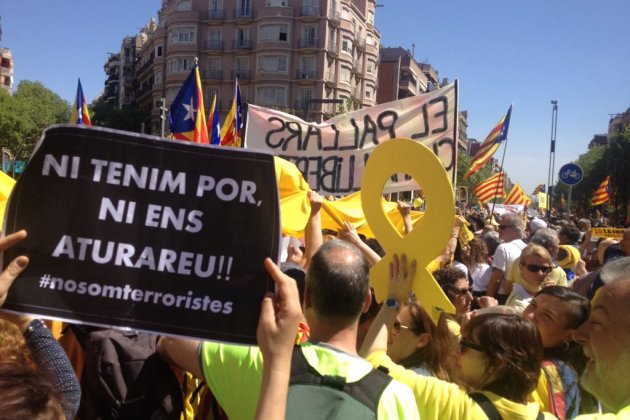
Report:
361,138,455,323
0,230,29,307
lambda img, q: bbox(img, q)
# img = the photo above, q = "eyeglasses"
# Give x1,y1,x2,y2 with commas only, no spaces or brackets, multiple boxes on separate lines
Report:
392,321,410,335
460,338,483,352
498,225,514,230
450,286,473,297
525,264,553,274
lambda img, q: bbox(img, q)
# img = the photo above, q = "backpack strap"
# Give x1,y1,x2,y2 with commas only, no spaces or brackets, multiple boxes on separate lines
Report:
469,392,503,420
470,392,545,420
289,346,392,413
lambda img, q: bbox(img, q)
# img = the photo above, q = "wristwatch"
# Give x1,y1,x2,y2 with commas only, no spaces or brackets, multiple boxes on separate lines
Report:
385,298,400,310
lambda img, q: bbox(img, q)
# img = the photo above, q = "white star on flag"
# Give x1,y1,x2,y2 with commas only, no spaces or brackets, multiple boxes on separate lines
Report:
182,97,197,121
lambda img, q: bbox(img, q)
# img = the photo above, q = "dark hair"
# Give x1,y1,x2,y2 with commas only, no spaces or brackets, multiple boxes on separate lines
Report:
534,286,590,371
0,363,65,420
397,302,454,381
307,239,370,325
465,237,488,266
463,314,543,403
433,267,467,302
559,225,581,244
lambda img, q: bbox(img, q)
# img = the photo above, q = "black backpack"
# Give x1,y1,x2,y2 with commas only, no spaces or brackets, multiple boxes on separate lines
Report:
286,346,392,420
73,327,183,420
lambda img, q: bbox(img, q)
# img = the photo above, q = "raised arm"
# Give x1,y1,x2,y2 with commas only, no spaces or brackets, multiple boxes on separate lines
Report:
302,191,324,270
397,200,414,235
255,258,303,420
337,220,381,267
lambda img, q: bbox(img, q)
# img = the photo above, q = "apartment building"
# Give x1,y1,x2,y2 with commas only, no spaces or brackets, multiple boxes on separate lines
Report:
0,48,13,95
131,0,380,134
377,47,468,153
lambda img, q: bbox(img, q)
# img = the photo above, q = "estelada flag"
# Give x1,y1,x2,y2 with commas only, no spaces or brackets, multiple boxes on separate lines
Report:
504,182,531,206
70,79,91,126
221,80,243,147
474,172,506,204
591,176,610,206
466,105,512,178
169,63,209,144
208,94,222,145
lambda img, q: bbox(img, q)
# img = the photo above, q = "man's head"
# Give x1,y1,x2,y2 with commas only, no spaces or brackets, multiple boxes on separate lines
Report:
498,214,525,242
305,239,370,327
558,225,580,246
621,228,630,257
530,228,560,259
528,218,547,236
577,218,591,232
573,278,630,412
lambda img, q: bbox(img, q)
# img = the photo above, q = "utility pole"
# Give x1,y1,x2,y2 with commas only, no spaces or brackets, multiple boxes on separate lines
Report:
546,100,558,219
160,97,167,137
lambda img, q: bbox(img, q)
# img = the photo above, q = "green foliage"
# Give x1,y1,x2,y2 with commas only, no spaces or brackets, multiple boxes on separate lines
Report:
606,128,630,222
570,144,607,214
90,96,148,133
0,81,71,159
456,152,494,205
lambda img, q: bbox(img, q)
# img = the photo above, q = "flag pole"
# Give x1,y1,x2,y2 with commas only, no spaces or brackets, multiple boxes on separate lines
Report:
490,103,514,218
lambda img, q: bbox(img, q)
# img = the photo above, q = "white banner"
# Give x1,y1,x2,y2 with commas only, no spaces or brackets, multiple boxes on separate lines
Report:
488,203,525,215
244,82,458,194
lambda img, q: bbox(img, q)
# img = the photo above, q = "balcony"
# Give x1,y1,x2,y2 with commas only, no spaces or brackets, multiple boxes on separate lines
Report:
298,38,319,49
353,61,364,76
234,8,253,20
355,37,366,51
232,39,253,50
295,69,319,81
135,58,154,77
231,70,251,80
300,5,320,18
205,9,224,20
203,69,223,81
204,39,224,51
327,41,338,57
329,10,341,26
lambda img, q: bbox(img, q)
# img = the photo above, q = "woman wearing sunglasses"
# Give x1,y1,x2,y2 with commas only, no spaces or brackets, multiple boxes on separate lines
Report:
505,244,555,311
386,298,455,381
361,254,553,419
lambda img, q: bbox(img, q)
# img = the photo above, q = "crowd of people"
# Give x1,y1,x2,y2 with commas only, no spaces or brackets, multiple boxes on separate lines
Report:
1,191,630,419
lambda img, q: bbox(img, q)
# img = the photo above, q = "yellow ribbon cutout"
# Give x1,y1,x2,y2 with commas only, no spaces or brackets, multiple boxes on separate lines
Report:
361,138,456,324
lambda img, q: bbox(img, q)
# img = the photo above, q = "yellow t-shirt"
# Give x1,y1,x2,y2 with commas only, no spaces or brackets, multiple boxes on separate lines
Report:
199,341,420,420
574,404,630,419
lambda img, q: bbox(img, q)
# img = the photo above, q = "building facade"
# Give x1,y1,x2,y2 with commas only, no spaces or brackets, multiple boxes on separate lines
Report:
0,48,13,95
131,0,380,135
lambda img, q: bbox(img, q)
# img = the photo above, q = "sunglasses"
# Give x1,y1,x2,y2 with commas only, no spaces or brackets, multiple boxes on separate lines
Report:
525,264,553,274
450,286,473,297
392,321,410,335
498,225,514,230
460,338,483,352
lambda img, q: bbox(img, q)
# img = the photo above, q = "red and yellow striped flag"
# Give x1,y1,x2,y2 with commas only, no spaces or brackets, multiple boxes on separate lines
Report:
591,176,610,206
504,183,532,206
465,105,512,178
474,172,506,204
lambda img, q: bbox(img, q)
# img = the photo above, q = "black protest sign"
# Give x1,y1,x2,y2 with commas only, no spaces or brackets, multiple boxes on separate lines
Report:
2,125,280,344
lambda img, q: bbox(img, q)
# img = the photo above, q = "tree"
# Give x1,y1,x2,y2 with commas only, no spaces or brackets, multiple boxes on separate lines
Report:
456,152,494,205
90,96,148,133
0,81,71,160
605,127,630,224
570,144,607,215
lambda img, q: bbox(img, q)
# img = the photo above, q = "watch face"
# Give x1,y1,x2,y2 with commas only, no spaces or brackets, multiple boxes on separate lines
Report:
386,298,398,308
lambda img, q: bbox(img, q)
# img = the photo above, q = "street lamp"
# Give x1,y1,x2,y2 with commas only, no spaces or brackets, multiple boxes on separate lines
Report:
546,100,558,218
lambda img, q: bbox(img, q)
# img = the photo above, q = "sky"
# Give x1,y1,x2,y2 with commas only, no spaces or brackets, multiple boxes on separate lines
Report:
2,0,630,194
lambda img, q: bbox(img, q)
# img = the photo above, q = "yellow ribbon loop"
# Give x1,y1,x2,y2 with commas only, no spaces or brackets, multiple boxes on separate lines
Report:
361,138,456,324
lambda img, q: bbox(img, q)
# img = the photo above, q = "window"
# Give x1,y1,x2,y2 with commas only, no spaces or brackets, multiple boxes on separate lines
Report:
266,0,287,6
259,24,288,42
303,25,316,41
208,28,222,41
367,58,376,74
368,10,375,24
301,56,316,71
167,56,195,73
177,0,192,11
258,55,288,73
170,27,196,44
365,84,375,99
155,71,163,84
235,27,251,47
209,0,223,10
236,57,250,71
367,34,374,46
155,45,163,57
340,66,352,84
342,36,353,54
341,7,349,19
257,86,286,106
206,87,220,107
